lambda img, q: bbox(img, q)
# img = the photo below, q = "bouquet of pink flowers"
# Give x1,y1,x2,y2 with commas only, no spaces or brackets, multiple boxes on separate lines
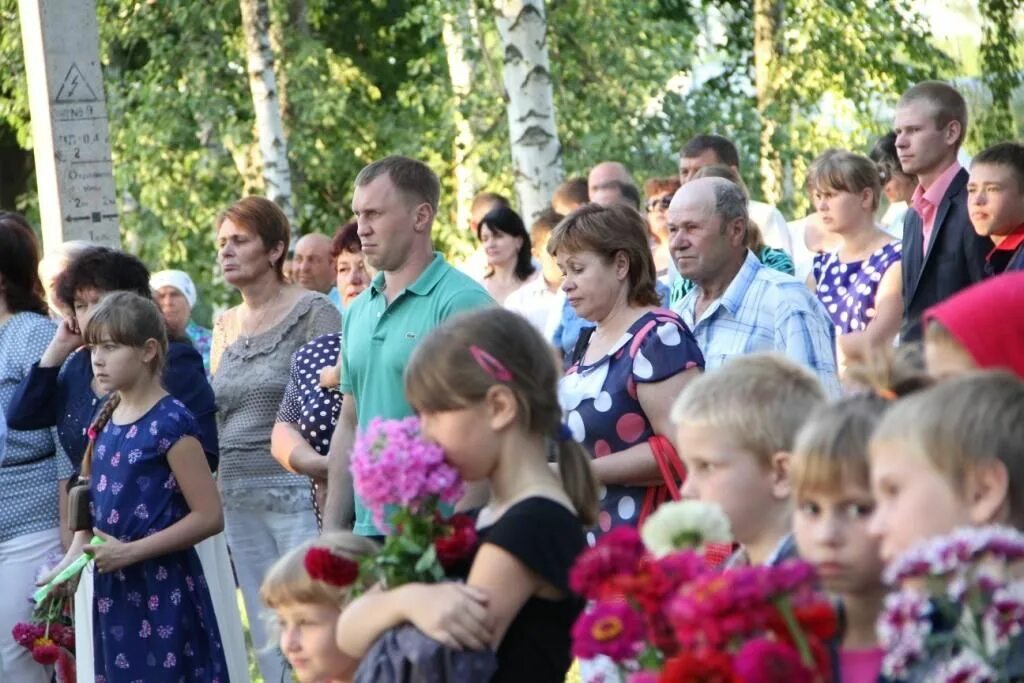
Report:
350,416,474,588
569,501,836,682
878,525,1024,682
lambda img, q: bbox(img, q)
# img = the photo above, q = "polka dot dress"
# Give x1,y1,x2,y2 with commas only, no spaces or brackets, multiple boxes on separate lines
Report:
558,310,704,545
813,242,902,334
275,333,342,529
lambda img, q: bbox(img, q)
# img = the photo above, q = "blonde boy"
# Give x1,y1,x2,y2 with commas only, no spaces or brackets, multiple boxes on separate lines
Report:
868,371,1024,564
671,353,826,566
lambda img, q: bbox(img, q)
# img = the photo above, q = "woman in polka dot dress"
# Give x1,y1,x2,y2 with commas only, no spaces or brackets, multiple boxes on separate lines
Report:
807,150,904,372
551,204,703,545
271,333,343,531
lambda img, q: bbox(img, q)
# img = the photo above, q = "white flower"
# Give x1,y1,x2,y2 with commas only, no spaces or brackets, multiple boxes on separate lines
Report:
640,500,731,558
982,581,1024,654
932,649,998,683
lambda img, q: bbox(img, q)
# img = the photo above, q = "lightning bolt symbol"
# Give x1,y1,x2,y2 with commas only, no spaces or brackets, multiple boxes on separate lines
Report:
68,73,80,96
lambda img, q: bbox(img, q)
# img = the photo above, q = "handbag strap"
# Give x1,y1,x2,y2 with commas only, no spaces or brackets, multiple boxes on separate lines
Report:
568,326,596,367
649,435,686,500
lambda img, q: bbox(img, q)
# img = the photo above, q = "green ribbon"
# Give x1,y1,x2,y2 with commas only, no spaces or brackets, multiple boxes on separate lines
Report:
33,536,105,603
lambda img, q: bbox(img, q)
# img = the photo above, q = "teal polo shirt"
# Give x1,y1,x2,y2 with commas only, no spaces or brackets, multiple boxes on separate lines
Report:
341,252,493,535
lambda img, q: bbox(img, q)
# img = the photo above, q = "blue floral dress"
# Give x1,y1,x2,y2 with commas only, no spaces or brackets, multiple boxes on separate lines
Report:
558,310,704,545
90,396,228,682
812,242,902,334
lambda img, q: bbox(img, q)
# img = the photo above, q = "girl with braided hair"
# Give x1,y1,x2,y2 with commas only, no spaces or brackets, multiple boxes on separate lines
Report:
43,291,231,682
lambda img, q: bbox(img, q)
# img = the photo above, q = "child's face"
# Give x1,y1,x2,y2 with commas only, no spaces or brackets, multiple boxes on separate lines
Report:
676,422,786,547
967,162,1024,238
277,602,347,683
794,482,884,596
535,236,562,285
90,338,154,393
924,336,977,380
868,440,971,564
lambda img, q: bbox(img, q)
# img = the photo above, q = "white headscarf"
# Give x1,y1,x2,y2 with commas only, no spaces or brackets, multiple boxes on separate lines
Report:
150,269,198,309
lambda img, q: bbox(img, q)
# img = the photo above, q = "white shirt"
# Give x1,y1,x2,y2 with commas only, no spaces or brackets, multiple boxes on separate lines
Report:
455,246,489,282
749,200,793,256
504,273,562,337
881,202,908,241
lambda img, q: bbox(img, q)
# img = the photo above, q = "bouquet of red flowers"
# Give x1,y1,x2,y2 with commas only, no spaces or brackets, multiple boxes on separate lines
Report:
12,586,77,682
350,417,478,588
569,501,836,682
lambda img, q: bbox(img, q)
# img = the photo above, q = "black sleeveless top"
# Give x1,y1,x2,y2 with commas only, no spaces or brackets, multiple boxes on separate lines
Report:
456,497,586,683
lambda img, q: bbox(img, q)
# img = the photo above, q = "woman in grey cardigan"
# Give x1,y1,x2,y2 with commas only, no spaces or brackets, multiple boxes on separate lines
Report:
212,197,341,683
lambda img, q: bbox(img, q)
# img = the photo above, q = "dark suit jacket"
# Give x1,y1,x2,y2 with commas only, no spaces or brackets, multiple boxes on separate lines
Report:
900,168,991,342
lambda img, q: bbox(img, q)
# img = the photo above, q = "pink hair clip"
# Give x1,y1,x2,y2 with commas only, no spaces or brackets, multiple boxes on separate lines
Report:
86,426,98,441
469,345,513,382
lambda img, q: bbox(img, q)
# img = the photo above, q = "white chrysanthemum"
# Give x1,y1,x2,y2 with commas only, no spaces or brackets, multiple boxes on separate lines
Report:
640,500,731,557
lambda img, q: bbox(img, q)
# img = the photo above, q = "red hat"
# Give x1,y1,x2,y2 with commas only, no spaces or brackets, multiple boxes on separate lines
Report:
923,272,1024,379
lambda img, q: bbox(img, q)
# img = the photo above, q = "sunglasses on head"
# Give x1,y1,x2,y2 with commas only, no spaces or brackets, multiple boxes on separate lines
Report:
645,195,672,211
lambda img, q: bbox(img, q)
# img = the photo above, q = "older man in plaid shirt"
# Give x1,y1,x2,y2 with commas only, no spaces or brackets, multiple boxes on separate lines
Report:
668,177,841,397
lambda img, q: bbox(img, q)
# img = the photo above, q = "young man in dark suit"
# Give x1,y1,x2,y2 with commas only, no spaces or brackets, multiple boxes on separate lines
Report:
894,81,991,342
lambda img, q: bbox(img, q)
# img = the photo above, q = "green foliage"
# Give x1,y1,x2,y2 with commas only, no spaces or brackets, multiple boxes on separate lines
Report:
0,0,994,316
680,0,952,217
972,0,1024,149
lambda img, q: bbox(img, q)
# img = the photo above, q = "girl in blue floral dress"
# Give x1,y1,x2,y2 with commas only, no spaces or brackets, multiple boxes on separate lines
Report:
45,292,228,682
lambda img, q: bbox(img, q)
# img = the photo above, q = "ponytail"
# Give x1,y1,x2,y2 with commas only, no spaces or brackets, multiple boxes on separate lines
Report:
80,394,121,478
555,439,599,526
845,344,932,401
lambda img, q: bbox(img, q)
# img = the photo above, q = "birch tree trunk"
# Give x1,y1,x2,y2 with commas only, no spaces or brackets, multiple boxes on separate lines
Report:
442,6,481,233
494,0,563,224
240,0,296,233
753,0,784,207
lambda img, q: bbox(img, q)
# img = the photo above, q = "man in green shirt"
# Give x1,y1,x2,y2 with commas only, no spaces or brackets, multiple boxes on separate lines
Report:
322,156,493,536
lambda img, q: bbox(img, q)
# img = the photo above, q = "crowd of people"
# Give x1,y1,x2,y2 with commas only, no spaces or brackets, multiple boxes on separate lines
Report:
0,78,1023,683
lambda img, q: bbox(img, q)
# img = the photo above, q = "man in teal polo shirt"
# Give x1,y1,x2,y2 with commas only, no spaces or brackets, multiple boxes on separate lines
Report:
322,155,493,535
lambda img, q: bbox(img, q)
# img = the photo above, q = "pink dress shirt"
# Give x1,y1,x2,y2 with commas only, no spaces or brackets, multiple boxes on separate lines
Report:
911,161,962,256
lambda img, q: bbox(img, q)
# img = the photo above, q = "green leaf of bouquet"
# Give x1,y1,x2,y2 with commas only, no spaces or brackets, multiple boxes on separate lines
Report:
396,535,424,554
415,544,438,573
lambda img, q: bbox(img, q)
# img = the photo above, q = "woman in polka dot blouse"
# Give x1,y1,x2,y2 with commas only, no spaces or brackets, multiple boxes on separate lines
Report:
552,205,704,545
807,150,903,373
271,333,342,531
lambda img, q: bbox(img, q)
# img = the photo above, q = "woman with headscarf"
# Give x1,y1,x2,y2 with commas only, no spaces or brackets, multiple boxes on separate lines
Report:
151,269,214,375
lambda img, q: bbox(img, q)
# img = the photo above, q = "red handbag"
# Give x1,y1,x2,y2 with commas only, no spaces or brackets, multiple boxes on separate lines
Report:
638,435,734,567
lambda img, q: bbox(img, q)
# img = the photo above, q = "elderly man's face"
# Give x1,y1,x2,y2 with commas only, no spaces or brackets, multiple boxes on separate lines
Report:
293,234,337,294
666,182,744,285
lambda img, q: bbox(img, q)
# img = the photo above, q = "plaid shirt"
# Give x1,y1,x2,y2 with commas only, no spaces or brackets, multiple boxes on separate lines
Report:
673,251,841,397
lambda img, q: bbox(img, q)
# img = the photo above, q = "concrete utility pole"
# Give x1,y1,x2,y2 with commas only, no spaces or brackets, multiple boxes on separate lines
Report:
19,0,121,253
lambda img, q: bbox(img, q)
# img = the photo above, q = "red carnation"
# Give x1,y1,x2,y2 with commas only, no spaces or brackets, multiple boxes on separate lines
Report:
434,514,478,570
569,526,647,599
31,639,60,665
733,638,815,683
304,547,359,588
12,622,43,648
660,651,738,682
